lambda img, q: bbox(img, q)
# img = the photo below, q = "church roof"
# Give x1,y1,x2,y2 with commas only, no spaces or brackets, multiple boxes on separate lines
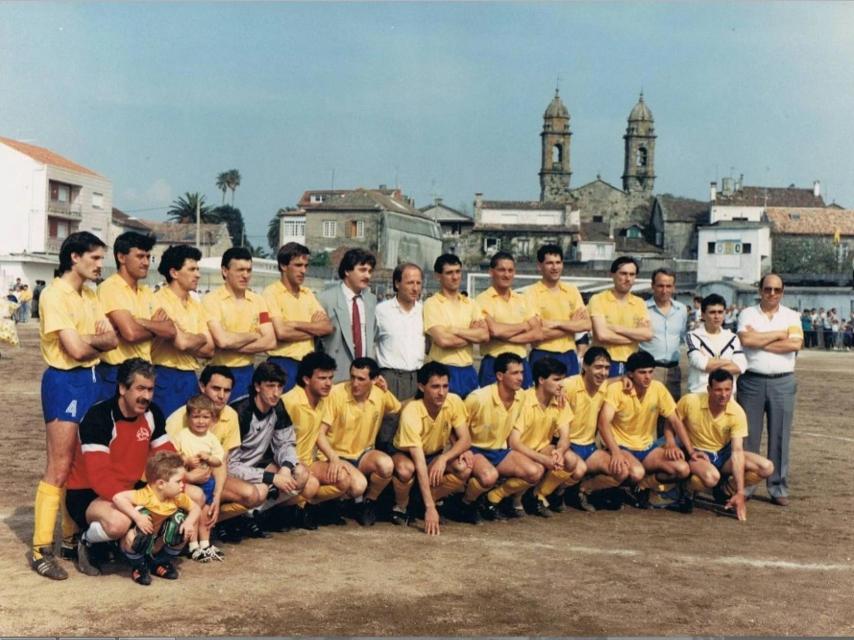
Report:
714,186,825,208
766,207,854,236
543,90,570,119
628,93,654,122
655,195,709,223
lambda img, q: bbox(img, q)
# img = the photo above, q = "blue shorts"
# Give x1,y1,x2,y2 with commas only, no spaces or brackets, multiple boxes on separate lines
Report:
478,355,533,389
229,364,255,401
703,444,732,470
471,446,511,467
153,366,199,419
447,364,478,399
266,356,300,393
342,449,372,469
609,361,626,378
41,366,100,423
529,348,580,377
199,476,216,504
570,442,598,461
620,443,657,462
95,362,119,402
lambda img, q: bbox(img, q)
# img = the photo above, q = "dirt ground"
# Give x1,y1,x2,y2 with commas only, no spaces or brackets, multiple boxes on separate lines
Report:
1,323,852,636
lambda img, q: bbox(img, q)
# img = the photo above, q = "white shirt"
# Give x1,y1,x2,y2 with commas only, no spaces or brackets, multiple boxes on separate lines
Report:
686,326,747,393
737,304,802,375
341,282,367,356
375,297,425,371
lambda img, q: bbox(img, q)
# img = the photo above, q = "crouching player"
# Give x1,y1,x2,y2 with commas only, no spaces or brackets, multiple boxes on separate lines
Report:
597,350,702,507
677,369,774,520
390,362,473,534
112,451,201,585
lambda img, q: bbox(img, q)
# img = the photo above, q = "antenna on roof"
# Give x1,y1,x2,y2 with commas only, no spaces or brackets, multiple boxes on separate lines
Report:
330,168,335,191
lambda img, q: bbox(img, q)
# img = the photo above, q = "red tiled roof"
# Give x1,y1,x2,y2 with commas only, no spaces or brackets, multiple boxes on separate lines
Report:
0,136,100,176
765,207,854,236
715,186,824,208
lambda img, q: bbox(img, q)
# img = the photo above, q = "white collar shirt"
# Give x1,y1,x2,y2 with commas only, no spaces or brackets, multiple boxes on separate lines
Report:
375,297,424,371
737,304,801,375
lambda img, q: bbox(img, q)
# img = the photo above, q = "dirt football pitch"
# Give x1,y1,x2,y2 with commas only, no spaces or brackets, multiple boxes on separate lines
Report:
1,324,852,636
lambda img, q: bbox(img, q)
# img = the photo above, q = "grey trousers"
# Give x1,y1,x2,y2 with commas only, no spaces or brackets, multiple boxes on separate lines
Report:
736,371,797,498
377,368,418,452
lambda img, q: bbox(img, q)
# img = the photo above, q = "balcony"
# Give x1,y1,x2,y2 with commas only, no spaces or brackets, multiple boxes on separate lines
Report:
48,200,83,219
45,236,63,254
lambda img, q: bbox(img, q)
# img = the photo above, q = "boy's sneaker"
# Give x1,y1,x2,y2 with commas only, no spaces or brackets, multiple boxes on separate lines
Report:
76,539,102,576
30,547,68,580
150,560,179,580
131,562,152,586
191,547,210,563
203,546,225,562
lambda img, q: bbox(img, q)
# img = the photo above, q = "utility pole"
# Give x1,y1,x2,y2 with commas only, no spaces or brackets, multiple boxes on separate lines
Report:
195,197,200,249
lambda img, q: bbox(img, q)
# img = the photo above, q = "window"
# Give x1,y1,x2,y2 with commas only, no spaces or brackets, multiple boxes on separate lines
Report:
552,144,562,168
515,237,531,255
92,192,103,209
310,194,326,204
742,243,752,254
349,220,365,239
484,237,499,255
283,221,305,237
636,147,648,167
707,242,716,254
626,227,642,239
593,215,604,223
322,220,337,238
49,181,71,203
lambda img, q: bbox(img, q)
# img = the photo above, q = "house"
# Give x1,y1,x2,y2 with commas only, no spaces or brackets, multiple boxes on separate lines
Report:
649,194,709,259
697,220,772,284
709,176,824,223
296,187,442,273
765,206,854,276
0,136,112,255
419,198,474,256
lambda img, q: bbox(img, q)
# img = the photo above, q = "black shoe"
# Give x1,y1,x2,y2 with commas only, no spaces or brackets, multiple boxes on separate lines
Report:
150,559,179,580
623,486,650,510
666,494,695,514
242,514,271,539
576,489,597,512
457,500,483,525
712,482,730,505
30,547,68,580
480,499,505,521
266,505,294,532
130,562,151,586
295,507,318,531
390,508,412,526
498,498,523,519
357,499,377,527
214,520,243,544
60,541,78,561
76,539,102,576
533,498,554,518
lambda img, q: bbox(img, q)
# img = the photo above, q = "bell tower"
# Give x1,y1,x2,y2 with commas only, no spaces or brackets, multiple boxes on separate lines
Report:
539,89,572,201
622,92,656,193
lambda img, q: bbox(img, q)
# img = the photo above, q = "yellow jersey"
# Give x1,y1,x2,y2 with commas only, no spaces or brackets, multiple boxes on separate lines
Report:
587,289,650,363
39,278,104,369
676,393,748,453
322,382,401,460
604,379,676,450
165,404,241,453
282,385,332,465
423,291,482,366
514,387,573,452
97,273,156,365
393,394,467,456
202,285,270,368
151,286,209,371
465,384,525,450
476,286,535,358
524,280,586,353
262,280,324,360
562,374,607,445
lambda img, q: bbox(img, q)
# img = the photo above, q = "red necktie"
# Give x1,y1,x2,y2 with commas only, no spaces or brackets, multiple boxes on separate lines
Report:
352,295,362,358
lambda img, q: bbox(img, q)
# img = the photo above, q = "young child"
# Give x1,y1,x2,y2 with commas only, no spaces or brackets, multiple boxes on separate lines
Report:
172,395,226,562
112,450,200,585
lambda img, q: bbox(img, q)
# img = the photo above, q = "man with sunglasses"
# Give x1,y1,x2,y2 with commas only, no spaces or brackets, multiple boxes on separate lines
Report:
736,274,803,506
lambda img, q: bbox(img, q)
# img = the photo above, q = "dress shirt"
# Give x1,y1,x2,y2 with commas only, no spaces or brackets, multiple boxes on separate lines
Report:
737,304,803,375
375,297,424,371
639,298,688,363
341,282,367,356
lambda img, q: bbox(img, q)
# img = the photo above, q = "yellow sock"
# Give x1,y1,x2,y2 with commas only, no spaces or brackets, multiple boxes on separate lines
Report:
488,477,532,504
464,477,488,503
392,477,414,509
638,474,659,490
580,474,619,493
743,471,762,488
60,489,78,545
217,502,248,521
537,469,572,501
33,481,62,555
689,475,707,492
312,484,344,504
295,495,308,508
439,474,465,494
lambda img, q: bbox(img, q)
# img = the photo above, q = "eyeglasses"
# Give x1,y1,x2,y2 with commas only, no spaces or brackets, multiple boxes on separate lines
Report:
762,287,783,294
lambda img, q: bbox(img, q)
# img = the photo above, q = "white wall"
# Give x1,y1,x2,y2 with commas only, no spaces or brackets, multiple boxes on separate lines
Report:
480,208,563,226
46,166,112,244
279,215,306,247
697,226,771,284
0,145,47,253
577,241,615,263
710,204,764,223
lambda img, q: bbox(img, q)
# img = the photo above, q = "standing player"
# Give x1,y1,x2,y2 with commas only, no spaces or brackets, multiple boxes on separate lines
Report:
686,293,747,394
525,244,590,376
203,247,275,401
463,352,544,522
423,254,488,399
321,357,401,525
391,361,473,534
588,256,652,377
476,252,542,388
31,232,118,579
151,244,214,417
263,242,332,392
96,231,176,401
677,369,774,520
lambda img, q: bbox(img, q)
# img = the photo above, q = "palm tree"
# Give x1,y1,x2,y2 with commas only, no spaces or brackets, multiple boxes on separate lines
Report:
215,172,230,205
167,193,214,224
248,242,268,258
267,210,284,254
225,169,241,206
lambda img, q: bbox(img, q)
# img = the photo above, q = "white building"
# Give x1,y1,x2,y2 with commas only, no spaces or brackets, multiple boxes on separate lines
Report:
709,176,824,223
277,209,306,247
697,220,771,284
0,136,112,255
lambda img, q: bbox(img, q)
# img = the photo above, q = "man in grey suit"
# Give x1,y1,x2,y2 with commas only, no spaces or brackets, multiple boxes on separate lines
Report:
317,248,378,382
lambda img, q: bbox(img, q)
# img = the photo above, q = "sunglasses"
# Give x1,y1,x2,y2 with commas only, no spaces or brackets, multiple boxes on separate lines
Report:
762,287,783,294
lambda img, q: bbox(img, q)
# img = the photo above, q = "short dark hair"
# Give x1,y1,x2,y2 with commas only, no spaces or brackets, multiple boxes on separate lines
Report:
338,248,376,280
582,346,612,367
433,253,462,274
350,357,380,379
251,361,287,396
494,351,524,374
277,242,310,271
759,272,783,290
392,262,422,293
58,231,106,275
222,246,253,269
701,293,727,312
158,244,202,283
708,369,734,385
297,351,337,387
489,251,515,269
117,357,156,389
417,361,450,386
610,256,639,274
537,244,563,263
651,268,675,284
626,350,656,372
532,357,567,386
199,365,235,387
113,231,156,268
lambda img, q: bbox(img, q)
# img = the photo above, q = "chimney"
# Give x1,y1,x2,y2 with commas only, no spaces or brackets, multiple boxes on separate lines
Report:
814,180,821,197
474,193,483,224
721,177,734,197
736,173,743,192
710,181,717,201
434,196,443,206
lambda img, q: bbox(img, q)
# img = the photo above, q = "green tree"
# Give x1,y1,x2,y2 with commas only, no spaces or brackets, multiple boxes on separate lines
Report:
211,205,245,247
268,210,283,254
224,169,241,206
215,172,230,205
248,242,268,259
167,192,214,224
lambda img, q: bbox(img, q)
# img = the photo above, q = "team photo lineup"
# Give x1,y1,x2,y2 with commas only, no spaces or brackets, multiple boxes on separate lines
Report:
29,229,800,587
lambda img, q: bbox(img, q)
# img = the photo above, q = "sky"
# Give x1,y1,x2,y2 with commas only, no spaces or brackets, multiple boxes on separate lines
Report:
2,2,854,250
